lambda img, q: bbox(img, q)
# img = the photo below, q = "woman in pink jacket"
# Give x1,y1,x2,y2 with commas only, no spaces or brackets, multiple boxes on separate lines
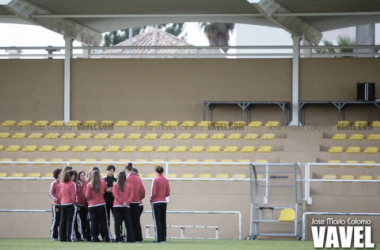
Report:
59,170,77,242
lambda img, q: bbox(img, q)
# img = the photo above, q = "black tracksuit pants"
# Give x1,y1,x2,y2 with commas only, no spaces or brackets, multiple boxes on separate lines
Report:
152,203,167,242
50,204,61,240
75,205,87,240
113,207,136,242
130,203,143,242
88,205,112,242
59,204,77,242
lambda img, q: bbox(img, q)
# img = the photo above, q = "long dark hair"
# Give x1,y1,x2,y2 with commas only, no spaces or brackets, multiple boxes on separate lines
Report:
117,171,126,192
61,170,75,183
77,171,85,185
89,170,101,193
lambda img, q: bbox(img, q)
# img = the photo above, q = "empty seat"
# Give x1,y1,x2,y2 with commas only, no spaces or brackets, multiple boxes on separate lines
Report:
22,145,38,152
78,133,92,139
278,209,295,222
168,173,178,178
202,159,216,166
367,134,380,141
164,121,179,127
327,160,341,167
359,175,373,180
0,133,10,139
215,121,229,127
198,121,212,127
177,133,191,140
32,158,47,165
100,159,114,166
127,133,142,139
336,121,350,128
332,134,347,140
322,175,337,180
210,133,225,140
160,133,175,140
147,173,157,178
232,174,246,178
139,146,154,152
50,120,64,127
220,159,233,166
27,173,42,177
132,121,146,127
144,133,158,140
0,173,7,177
0,158,12,165
185,159,198,166
66,120,81,127
67,158,80,166
215,173,229,178
180,121,196,127
207,146,221,153
61,133,76,139
16,158,29,165
244,133,259,140
148,121,162,127
83,159,97,166
83,120,97,126
100,173,108,178
372,121,380,128
248,121,262,128
28,133,43,139
56,146,71,152
10,173,25,177
150,159,165,166
227,133,242,140
173,146,188,153
116,159,131,167
231,121,246,127
364,147,379,154
156,146,171,152
258,146,272,153
100,120,113,126
238,159,251,166
72,146,87,152
349,134,364,140
6,145,21,152
105,146,121,152
354,121,368,128
18,120,33,126
190,146,204,153
122,146,137,152
198,174,212,178
241,146,255,153
261,133,275,140
89,146,104,152
49,158,63,166
94,133,109,139
11,133,27,139
134,159,147,166
45,133,60,139
115,120,129,127
111,133,126,139
345,160,358,167
34,120,49,126
265,121,280,127
346,147,361,154
39,145,54,152
362,160,376,168
169,159,181,166
43,173,54,177
340,175,354,180
1,120,16,126
328,147,343,153
194,133,208,140
180,174,195,178
224,146,238,153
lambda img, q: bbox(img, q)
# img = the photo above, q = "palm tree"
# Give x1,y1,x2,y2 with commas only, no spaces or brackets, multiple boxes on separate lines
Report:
315,35,355,57
200,23,235,53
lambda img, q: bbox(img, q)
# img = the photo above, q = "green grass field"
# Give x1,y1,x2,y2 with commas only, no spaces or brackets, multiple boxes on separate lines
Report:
0,239,378,250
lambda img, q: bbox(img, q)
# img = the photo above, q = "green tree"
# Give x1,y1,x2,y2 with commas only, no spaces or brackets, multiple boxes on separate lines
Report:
200,23,235,52
315,35,355,57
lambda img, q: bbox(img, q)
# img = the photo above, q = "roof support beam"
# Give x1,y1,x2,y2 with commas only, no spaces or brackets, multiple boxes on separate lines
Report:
4,0,102,45
248,0,322,45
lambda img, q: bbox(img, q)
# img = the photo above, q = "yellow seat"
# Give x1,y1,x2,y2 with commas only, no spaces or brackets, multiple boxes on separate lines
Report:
210,133,225,140
100,173,108,178
238,159,251,166
27,173,41,177
364,147,379,154
346,147,361,154
94,133,109,139
66,120,81,127
61,133,76,139
180,121,196,127
322,175,337,180
16,158,29,165
148,121,162,127
0,158,12,165
160,133,175,140
116,159,131,167
241,146,255,153
327,160,341,167
194,133,208,140
89,146,104,152
28,133,43,139
278,209,295,222
220,159,233,167
147,173,157,178
190,146,205,153
50,120,64,127
258,146,272,153
198,173,212,178
72,146,87,152
111,133,126,139
340,175,354,180
83,120,98,126
255,159,268,163
354,121,368,128
376,175,380,180
336,121,350,128
244,133,259,140
50,158,64,166
177,133,191,140
131,121,146,127
100,120,113,126
345,160,358,167
156,146,171,153
45,133,60,139
6,145,21,152
173,146,188,153
78,133,92,139
164,121,179,127
185,159,198,166
127,133,142,139
227,133,242,140
224,146,238,153
198,121,212,127
34,120,49,126
371,121,380,128
39,145,54,152
169,159,181,166
134,159,148,166
0,145,4,151
207,146,221,153
367,134,380,141
56,145,71,152
0,132,10,139
32,158,46,165
248,121,263,127
168,173,178,178
349,134,364,140
100,159,114,166
265,121,280,128
83,159,97,166
122,146,137,152
1,120,16,126
0,173,7,177
11,133,27,139
181,173,195,178
43,173,53,177
115,120,129,127
359,175,373,180
362,161,376,168
139,146,154,152
150,159,165,166
261,133,275,140
18,120,33,126
215,173,229,178
215,121,229,127
231,121,246,127
202,159,216,166
232,174,246,178
67,158,80,166
11,173,25,177
144,133,158,140
22,145,38,152
105,146,121,152
328,147,343,153
332,134,347,140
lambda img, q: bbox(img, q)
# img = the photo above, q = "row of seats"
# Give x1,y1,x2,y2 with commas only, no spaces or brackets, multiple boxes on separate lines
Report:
1,145,274,153
1,120,281,128
328,146,378,154
331,133,380,140
322,174,380,180
336,121,380,128
0,132,277,140
326,160,378,167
